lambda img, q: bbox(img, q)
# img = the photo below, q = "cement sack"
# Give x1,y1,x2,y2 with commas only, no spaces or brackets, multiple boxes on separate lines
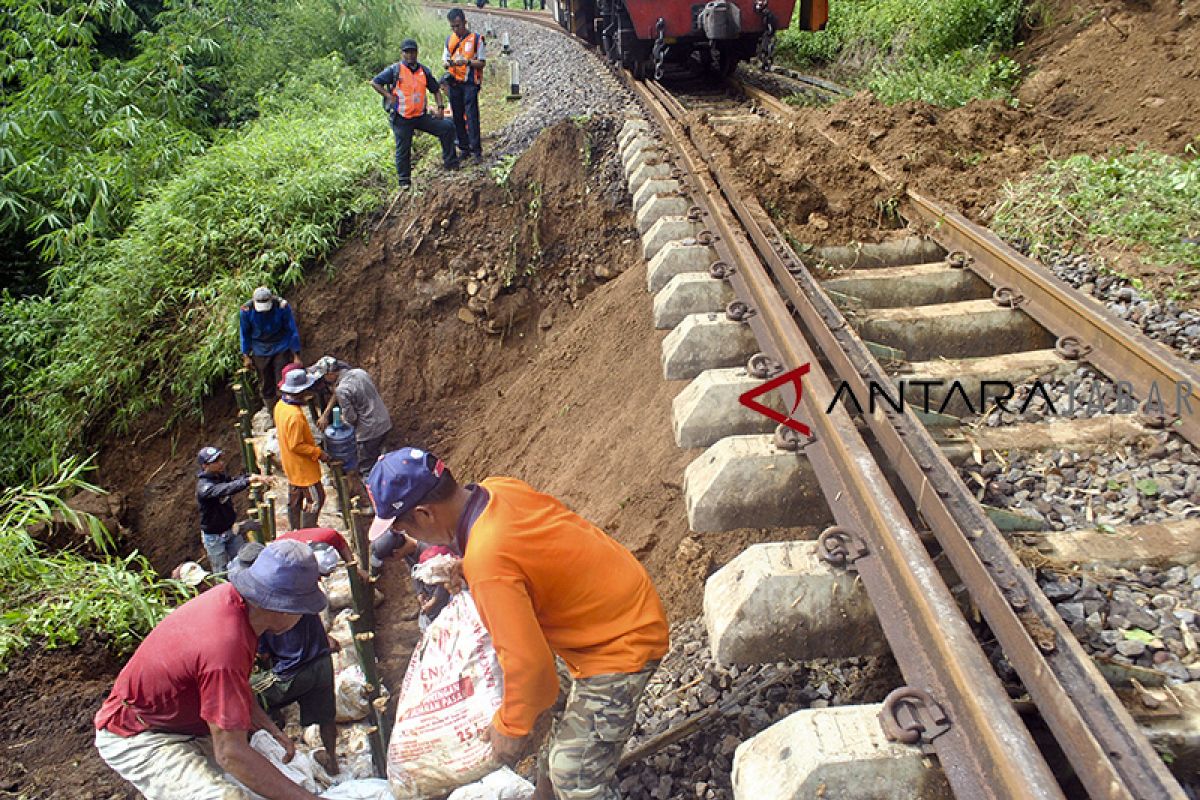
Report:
304,722,375,781
227,730,322,797
324,570,354,612
446,768,535,800
321,778,393,800
336,663,371,722
387,590,503,799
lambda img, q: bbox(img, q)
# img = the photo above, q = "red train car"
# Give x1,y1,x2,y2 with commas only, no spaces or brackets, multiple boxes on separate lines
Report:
551,0,827,77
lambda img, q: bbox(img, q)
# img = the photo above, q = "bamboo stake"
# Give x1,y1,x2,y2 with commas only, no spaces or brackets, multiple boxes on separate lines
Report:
245,507,263,545
259,496,276,542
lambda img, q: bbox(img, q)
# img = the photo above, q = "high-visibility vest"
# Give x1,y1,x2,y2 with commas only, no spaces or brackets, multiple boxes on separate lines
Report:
392,64,428,118
446,32,482,85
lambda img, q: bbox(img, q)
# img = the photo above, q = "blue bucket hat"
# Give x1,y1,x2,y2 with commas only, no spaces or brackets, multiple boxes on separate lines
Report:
367,447,445,539
229,539,327,614
279,367,318,396
197,446,223,466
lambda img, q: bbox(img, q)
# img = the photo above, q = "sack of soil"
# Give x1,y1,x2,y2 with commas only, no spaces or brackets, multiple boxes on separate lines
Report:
386,590,504,799
446,768,534,800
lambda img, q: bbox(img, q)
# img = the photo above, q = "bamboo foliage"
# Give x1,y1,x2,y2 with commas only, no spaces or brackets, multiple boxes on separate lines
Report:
0,455,191,668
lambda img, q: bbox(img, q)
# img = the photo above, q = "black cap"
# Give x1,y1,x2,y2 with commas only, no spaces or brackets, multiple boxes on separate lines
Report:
401,38,419,51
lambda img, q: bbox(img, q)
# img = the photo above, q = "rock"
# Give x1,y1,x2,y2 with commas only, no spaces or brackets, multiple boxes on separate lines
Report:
1125,607,1160,631
484,287,535,334
1042,577,1079,601
456,307,477,324
1116,640,1146,658
1056,602,1085,626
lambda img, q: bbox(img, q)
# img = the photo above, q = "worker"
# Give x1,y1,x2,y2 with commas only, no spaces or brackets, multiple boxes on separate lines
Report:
370,39,460,189
196,446,269,573
312,357,393,479
443,9,486,163
372,529,452,631
412,545,454,631
231,543,342,777
366,448,669,799
94,539,328,800
240,287,303,408
275,368,330,530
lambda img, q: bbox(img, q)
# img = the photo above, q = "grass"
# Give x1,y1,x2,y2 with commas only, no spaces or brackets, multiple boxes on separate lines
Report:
0,457,191,668
0,57,393,485
775,0,1024,107
868,49,1021,107
992,147,1200,299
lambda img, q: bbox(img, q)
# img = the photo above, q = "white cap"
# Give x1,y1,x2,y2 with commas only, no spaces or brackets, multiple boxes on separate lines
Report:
252,286,273,312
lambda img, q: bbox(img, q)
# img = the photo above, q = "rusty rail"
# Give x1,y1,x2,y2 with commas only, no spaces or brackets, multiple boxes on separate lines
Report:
705,82,1187,800
739,79,1200,449
636,76,1065,800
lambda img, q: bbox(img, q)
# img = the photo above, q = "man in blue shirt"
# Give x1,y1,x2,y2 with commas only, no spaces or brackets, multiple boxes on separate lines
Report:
239,286,303,407
232,543,342,776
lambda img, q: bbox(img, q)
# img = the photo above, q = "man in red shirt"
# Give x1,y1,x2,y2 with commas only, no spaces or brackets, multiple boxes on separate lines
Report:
94,540,328,800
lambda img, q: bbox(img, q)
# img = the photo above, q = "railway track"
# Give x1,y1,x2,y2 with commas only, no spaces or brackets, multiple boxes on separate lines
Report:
423,4,1198,797
623,75,1193,799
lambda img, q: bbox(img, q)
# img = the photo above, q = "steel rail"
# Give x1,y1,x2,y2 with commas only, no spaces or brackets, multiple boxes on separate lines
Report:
719,83,1187,800
425,2,559,29
904,190,1200,446
751,83,1200,450
636,76,1065,800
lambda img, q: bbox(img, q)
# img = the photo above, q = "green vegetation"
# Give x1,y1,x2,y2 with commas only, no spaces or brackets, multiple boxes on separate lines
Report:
0,457,190,667
992,148,1200,298
1,0,417,283
1,58,393,484
0,0,460,657
0,0,453,488
776,0,1024,107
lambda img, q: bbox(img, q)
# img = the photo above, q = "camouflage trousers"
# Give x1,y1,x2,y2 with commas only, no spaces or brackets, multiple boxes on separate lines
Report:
539,661,658,800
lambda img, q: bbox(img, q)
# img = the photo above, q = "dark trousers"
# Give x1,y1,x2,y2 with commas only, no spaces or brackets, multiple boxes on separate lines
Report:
253,350,293,404
390,112,459,186
447,83,482,158
287,481,326,530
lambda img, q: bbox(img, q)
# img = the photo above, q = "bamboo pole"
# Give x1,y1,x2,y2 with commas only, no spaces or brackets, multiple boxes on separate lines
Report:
245,507,263,545
259,496,276,542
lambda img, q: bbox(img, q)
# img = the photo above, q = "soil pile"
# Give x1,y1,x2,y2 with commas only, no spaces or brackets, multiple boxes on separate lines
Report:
720,0,1197,254
0,635,132,798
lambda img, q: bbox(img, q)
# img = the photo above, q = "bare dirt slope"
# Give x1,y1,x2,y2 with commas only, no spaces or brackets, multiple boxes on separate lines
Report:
721,0,1197,258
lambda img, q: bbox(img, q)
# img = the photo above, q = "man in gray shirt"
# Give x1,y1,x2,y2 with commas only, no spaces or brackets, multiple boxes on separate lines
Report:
313,357,393,479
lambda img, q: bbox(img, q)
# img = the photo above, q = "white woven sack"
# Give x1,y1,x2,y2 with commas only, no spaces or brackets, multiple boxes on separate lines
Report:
387,590,503,799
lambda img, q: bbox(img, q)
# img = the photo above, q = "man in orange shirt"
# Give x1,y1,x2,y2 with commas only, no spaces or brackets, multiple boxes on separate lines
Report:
367,448,668,799
275,369,330,529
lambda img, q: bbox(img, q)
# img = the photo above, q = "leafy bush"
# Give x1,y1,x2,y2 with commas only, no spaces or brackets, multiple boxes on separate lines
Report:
1,0,425,285
775,0,1024,107
992,148,1200,297
0,457,190,668
0,57,392,483
0,0,211,266
869,50,1021,107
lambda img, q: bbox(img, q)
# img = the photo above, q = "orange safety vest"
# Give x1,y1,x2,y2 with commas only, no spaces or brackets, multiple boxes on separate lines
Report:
391,64,428,118
446,32,482,85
